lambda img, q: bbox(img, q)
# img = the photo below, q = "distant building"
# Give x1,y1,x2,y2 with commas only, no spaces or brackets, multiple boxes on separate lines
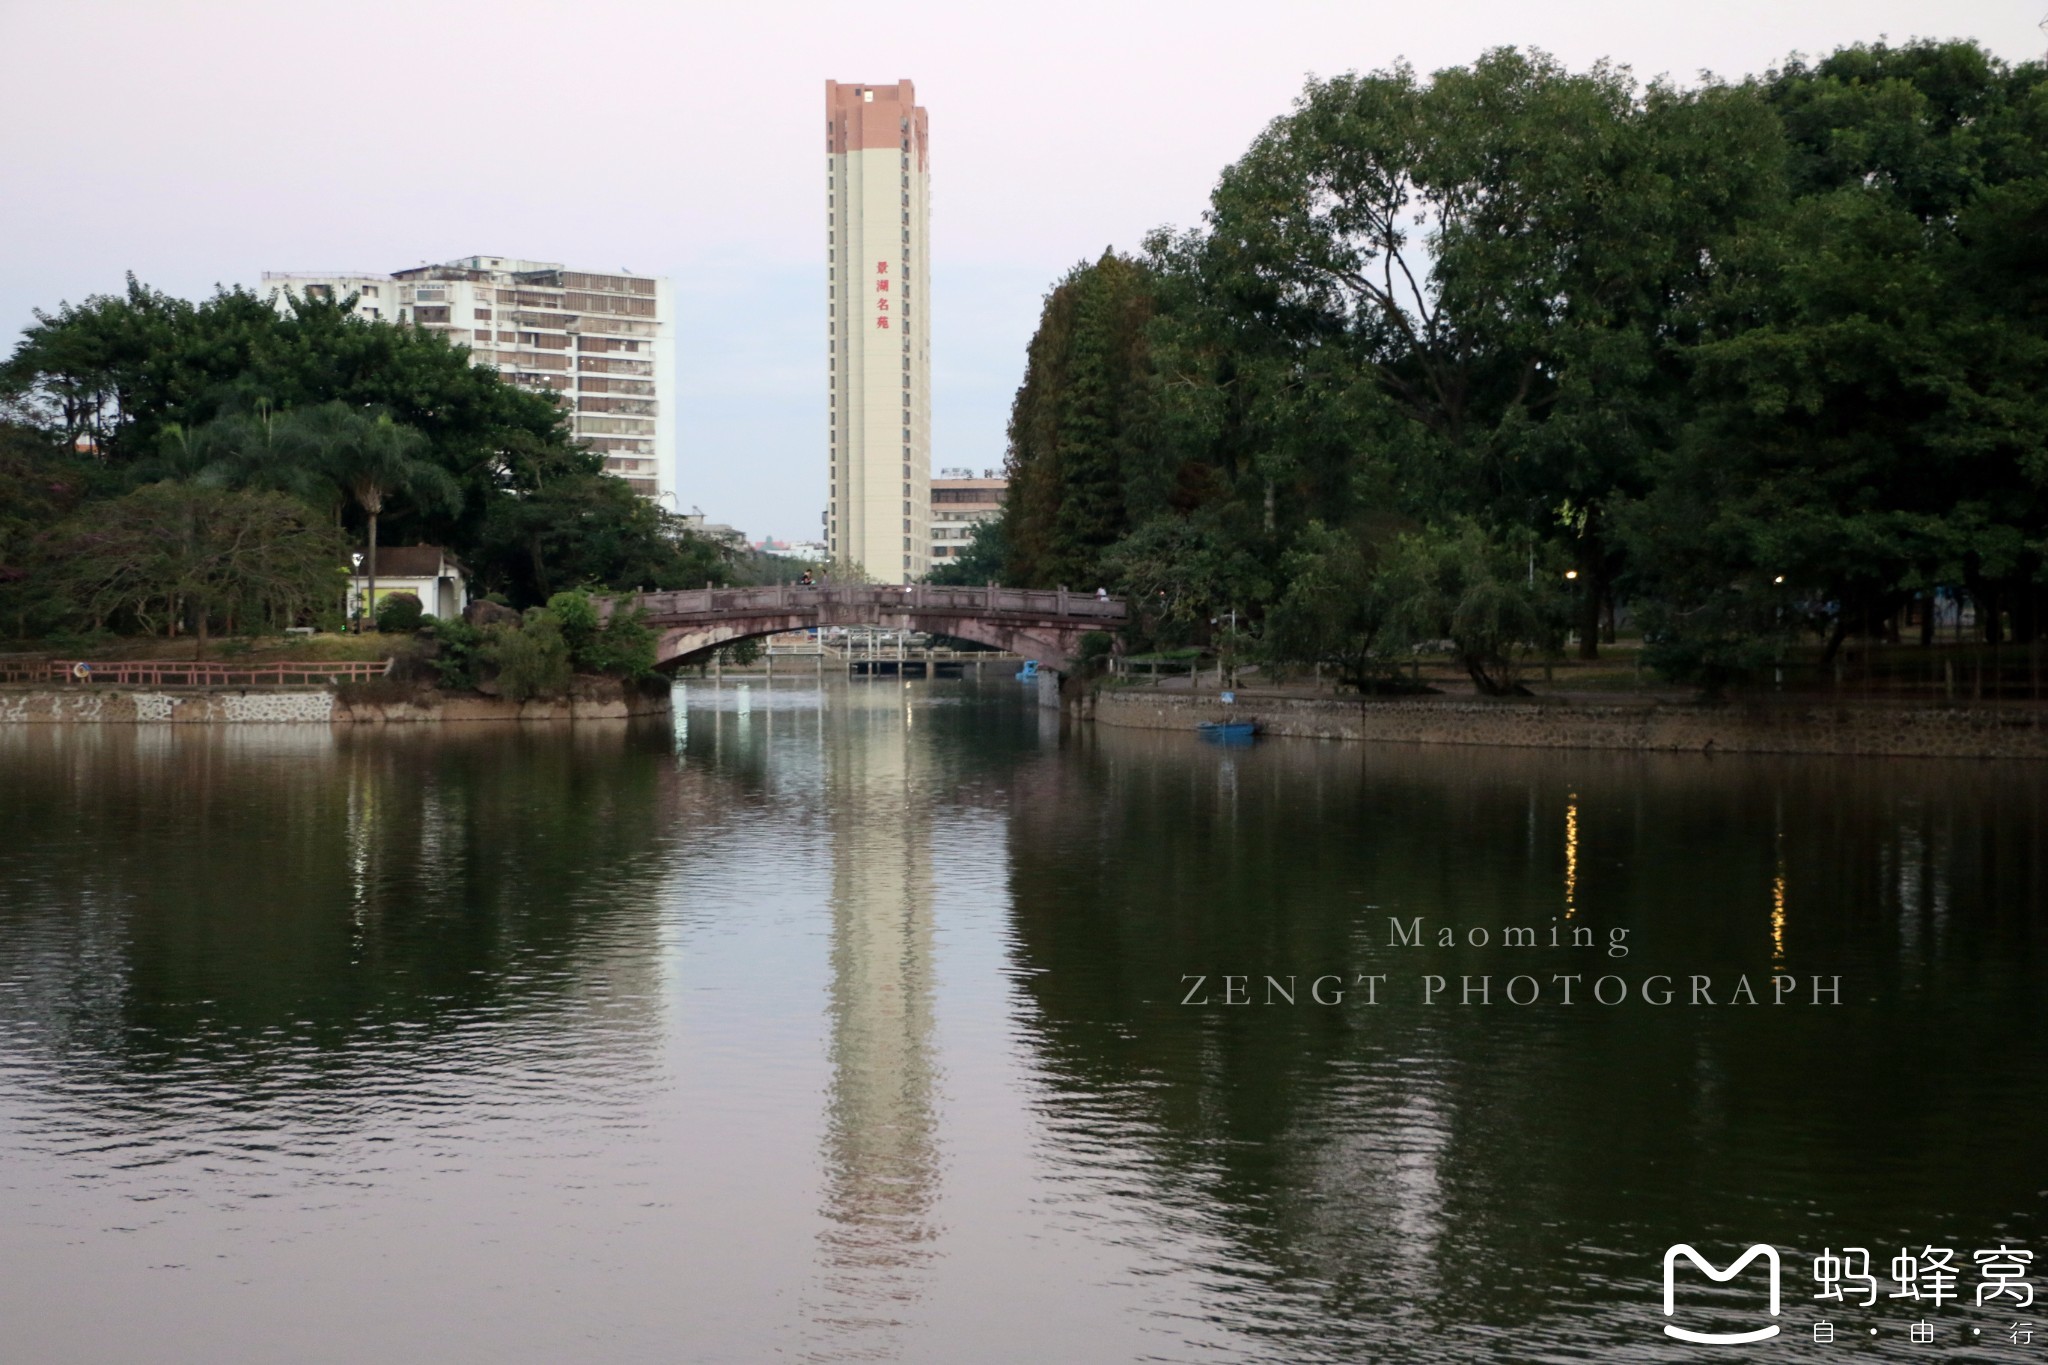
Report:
929,468,1004,566
758,537,830,561
263,256,674,503
678,511,748,555
825,79,932,583
347,545,468,620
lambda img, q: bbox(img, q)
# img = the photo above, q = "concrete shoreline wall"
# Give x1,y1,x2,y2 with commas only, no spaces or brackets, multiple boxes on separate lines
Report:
1093,688,2048,760
0,685,672,725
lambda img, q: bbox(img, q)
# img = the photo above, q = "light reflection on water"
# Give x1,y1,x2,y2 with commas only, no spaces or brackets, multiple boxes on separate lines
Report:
0,683,2042,1363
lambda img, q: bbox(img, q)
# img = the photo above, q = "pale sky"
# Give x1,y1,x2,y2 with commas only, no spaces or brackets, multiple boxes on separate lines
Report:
1,0,2041,541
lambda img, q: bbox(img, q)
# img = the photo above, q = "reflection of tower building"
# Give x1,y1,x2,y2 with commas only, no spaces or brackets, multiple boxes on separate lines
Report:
825,79,932,583
808,686,939,1352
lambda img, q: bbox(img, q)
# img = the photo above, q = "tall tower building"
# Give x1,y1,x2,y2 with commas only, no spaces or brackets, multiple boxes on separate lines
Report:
826,80,931,583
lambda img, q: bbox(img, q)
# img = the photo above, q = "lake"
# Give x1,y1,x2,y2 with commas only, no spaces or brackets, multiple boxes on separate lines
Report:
0,679,2041,1362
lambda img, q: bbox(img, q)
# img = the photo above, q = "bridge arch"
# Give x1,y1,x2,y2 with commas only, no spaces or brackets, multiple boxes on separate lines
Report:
602,584,1127,678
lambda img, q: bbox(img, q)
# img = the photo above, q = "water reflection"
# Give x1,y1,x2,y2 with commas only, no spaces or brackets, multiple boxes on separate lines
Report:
0,724,693,1161
1002,732,2048,1360
809,684,941,1358
0,700,2041,1363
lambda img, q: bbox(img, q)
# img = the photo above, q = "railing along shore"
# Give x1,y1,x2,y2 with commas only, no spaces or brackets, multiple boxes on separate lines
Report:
0,660,395,686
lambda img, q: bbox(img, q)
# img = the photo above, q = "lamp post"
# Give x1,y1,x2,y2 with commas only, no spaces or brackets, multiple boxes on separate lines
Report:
349,553,365,633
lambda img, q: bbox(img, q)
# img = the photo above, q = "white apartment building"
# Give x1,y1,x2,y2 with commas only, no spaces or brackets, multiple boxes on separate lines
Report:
929,468,1004,564
826,80,932,583
262,256,675,503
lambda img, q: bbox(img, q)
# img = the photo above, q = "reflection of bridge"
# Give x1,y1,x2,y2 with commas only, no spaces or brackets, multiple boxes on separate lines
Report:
609,585,1127,674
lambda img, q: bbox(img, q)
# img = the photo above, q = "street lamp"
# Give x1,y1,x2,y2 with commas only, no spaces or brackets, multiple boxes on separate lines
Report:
349,553,365,633
1564,570,1578,580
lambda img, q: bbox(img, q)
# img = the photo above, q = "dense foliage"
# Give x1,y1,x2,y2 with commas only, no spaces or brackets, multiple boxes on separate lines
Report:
992,41,2048,691
1,283,730,642
420,590,656,698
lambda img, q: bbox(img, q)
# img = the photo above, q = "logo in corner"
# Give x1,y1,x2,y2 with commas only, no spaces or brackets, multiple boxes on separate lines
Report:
1662,1243,1782,1344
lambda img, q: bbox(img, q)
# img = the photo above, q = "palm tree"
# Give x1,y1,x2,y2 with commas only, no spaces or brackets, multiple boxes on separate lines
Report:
160,401,338,510
282,403,458,628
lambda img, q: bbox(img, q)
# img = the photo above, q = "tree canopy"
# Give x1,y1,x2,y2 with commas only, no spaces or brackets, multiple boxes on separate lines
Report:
1,282,730,640
991,39,2048,690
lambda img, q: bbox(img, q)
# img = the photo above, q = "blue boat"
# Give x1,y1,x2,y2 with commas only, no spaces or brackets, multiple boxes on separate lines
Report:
1197,720,1259,742
1016,659,1039,682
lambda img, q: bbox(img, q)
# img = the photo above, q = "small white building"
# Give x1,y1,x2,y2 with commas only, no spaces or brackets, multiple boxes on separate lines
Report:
347,546,469,621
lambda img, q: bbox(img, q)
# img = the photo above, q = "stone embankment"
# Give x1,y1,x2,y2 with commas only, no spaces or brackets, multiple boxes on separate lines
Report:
0,680,670,725
1093,687,2048,760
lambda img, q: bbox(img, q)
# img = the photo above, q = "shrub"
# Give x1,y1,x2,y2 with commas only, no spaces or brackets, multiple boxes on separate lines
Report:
375,592,424,634
586,610,658,677
547,590,601,654
486,614,571,700
420,617,487,690
542,589,657,678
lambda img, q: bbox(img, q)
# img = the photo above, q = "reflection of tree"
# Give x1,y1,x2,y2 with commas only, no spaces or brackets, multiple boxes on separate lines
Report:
1002,732,2048,1354
803,684,941,1361
0,721,692,1125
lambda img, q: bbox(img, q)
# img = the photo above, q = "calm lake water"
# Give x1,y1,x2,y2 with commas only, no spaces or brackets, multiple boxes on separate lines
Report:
0,680,2042,1363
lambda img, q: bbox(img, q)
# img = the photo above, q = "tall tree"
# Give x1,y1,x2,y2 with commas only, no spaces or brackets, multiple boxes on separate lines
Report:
1191,49,1783,654
283,403,458,623
1003,252,1157,587
54,483,346,652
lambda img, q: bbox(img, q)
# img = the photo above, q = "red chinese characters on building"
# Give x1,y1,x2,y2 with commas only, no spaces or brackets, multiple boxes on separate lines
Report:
874,261,893,330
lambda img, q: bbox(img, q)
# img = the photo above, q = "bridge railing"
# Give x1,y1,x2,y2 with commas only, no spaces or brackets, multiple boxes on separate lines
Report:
616,584,1128,623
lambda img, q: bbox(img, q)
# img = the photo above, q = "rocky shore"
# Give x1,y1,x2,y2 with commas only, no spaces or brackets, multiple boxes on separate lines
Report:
0,677,672,725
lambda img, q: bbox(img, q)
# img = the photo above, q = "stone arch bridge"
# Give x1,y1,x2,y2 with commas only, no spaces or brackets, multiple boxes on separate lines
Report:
600,584,1127,675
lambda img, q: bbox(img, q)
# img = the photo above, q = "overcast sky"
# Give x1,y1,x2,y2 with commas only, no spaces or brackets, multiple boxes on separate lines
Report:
1,0,2040,540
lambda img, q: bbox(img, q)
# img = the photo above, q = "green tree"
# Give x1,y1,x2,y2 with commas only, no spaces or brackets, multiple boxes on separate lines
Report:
1099,514,1270,650
1626,41,2048,663
0,422,95,638
925,516,1008,585
473,464,727,603
1261,518,1414,689
1385,522,1568,696
1190,50,1783,655
1003,252,1158,587
52,482,346,653
282,402,458,623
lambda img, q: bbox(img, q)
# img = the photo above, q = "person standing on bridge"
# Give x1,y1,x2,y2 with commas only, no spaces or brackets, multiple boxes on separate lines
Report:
1096,586,1109,602
799,570,814,588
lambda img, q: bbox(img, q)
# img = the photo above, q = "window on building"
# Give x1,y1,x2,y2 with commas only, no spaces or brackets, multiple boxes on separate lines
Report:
361,285,379,297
